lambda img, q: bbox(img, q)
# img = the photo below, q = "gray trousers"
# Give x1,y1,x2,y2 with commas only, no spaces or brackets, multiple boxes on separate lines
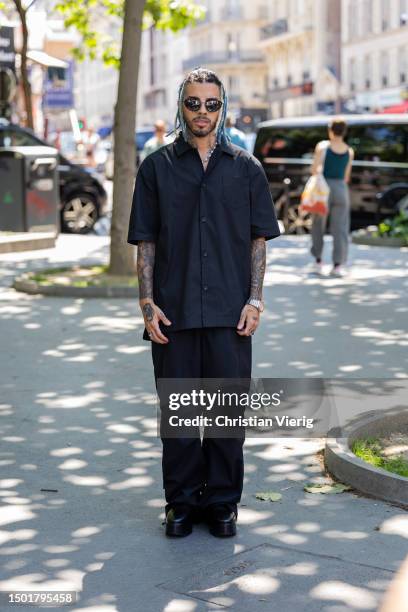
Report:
310,178,350,265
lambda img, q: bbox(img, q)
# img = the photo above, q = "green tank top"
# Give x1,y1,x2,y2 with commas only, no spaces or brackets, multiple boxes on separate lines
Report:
323,147,350,180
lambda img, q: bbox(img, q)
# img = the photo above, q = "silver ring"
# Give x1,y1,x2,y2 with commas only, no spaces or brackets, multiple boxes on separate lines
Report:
148,332,152,338
250,331,255,336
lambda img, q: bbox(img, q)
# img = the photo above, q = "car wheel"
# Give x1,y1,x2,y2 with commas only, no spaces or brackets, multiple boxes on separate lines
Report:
61,193,99,234
276,193,313,235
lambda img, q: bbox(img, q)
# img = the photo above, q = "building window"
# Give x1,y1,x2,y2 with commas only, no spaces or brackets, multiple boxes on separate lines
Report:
228,75,240,93
400,0,408,25
362,0,373,34
364,55,371,88
381,51,389,86
399,46,407,83
348,1,357,39
381,0,389,31
349,58,356,91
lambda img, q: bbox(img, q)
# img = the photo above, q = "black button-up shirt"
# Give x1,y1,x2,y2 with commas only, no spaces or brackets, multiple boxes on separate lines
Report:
128,132,280,340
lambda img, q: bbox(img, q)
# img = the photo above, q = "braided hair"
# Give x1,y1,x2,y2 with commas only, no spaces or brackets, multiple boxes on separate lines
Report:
171,67,230,145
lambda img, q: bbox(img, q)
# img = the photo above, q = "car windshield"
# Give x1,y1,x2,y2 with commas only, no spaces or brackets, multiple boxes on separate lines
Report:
0,128,40,147
135,130,154,151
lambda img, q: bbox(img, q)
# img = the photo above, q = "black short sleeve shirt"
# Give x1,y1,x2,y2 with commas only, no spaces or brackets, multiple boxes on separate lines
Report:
128,132,280,340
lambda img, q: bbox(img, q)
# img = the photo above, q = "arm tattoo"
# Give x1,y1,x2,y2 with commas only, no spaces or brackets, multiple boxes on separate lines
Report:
137,241,155,300
250,237,266,300
142,302,154,322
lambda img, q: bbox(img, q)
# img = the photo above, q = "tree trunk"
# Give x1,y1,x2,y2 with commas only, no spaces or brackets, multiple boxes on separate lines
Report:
14,0,34,129
109,0,145,275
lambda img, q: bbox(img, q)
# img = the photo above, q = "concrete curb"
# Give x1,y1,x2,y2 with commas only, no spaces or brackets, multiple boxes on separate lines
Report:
351,231,407,248
13,274,139,298
0,232,56,254
325,410,408,506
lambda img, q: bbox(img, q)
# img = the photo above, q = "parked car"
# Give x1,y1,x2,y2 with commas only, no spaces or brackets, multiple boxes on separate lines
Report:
254,114,408,233
0,120,108,234
104,127,155,180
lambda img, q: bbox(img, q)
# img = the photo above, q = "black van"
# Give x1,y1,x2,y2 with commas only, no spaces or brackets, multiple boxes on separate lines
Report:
254,114,408,233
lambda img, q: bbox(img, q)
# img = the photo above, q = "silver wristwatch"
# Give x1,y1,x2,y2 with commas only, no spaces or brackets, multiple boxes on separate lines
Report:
247,298,264,312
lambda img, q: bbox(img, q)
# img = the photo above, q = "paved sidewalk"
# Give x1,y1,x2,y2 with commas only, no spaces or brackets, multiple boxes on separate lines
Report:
0,234,407,612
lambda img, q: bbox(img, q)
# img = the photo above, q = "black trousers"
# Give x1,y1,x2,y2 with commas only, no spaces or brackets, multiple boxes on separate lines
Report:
151,327,252,515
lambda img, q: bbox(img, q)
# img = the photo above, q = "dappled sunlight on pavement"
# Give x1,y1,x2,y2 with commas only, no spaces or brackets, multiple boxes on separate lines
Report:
0,235,407,610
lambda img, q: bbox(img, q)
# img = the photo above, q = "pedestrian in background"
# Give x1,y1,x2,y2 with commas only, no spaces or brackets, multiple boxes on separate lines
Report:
310,118,354,277
225,115,247,150
140,119,170,162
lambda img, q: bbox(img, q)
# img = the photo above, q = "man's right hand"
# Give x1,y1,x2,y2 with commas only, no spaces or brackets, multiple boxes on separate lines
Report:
140,299,171,344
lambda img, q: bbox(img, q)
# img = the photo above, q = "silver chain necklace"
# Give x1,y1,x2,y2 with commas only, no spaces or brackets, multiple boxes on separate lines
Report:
201,142,217,166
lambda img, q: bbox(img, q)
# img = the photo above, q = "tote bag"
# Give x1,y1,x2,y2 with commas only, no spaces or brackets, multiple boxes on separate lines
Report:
299,142,330,216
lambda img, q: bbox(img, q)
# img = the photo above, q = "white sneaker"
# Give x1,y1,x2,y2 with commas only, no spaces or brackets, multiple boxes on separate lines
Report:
330,265,346,277
311,261,324,276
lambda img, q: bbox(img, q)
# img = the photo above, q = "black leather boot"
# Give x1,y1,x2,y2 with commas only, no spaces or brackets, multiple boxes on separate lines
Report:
165,504,194,537
206,504,237,537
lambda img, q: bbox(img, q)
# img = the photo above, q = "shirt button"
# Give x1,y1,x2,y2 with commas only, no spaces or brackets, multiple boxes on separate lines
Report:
202,183,206,188
201,216,206,222
203,285,208,291
203,251,208,257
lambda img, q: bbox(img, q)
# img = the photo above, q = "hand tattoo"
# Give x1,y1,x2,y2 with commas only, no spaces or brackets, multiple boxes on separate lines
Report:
137,241,155,299
250,237,266,300
142,302,154,322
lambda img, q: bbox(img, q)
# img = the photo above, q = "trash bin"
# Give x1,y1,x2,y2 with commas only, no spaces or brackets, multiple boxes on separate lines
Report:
0,146,59,233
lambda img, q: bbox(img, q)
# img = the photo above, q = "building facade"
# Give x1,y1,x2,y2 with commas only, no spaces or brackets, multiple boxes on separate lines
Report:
342,0,408,111
136,26,188,130
259,0,342,118
137,0,271,132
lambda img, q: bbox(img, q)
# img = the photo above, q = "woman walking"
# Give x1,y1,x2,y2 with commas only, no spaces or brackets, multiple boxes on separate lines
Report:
310,118,354,277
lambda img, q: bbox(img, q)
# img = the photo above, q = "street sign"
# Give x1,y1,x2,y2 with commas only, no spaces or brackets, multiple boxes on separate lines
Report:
0,26,16,72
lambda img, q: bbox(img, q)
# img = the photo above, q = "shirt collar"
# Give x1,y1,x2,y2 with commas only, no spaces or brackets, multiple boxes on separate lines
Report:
173,131,235,158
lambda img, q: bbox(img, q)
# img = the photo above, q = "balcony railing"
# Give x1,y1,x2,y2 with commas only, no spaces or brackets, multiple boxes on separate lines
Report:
228,94,242,104
260,18,289,40
182,50,264,70
266,80,314,102
220,6,243,20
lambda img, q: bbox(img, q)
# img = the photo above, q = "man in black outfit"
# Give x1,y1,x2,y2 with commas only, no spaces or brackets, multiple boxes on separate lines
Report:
128,68,280,537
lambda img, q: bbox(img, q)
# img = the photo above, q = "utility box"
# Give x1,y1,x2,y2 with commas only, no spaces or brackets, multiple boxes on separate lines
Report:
0,146,59,233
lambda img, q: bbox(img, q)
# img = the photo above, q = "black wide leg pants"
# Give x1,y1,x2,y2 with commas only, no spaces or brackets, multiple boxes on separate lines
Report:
151,327,252,515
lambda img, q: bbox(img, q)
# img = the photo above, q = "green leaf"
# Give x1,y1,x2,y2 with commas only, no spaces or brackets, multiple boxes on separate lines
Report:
304,482,351,494
255,491,282,502
55,0,205,68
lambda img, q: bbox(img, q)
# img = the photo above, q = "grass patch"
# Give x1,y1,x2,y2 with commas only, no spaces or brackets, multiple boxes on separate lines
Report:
29,265,138,288
352,437,408,478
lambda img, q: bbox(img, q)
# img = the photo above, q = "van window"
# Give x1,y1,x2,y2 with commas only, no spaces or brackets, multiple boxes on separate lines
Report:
255,123,408,164
254,126,327,161
347,125,408,162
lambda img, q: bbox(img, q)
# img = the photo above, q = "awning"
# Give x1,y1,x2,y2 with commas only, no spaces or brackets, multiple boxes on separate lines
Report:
379,100,408,114
27,50,68,68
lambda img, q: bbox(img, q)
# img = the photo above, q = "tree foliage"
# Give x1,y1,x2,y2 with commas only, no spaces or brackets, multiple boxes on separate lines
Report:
55,0,205,68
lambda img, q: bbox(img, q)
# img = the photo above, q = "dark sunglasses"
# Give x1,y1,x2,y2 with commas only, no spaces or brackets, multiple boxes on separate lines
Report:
183,96,223,113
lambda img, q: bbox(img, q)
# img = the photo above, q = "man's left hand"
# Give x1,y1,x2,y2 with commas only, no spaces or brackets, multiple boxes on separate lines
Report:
237,305,260,336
